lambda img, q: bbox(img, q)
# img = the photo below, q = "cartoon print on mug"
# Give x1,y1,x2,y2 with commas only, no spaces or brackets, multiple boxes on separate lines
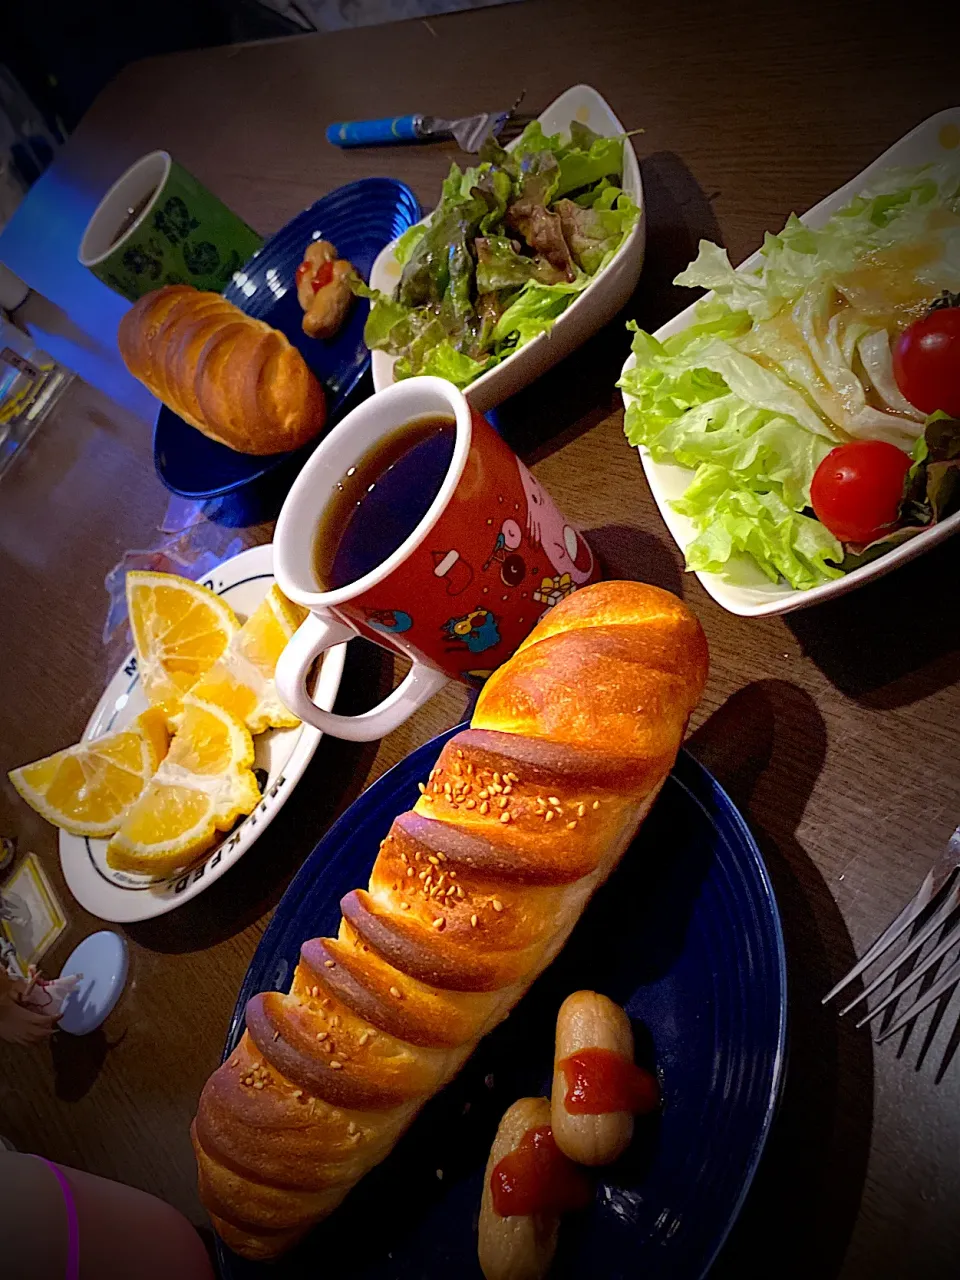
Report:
533,572,577,609
483,517,527,588
366,608,413,634
441,607,501,654
518,459,594,584
432,549,474,596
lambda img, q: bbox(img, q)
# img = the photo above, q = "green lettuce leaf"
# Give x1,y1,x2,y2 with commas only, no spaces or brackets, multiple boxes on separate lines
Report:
675,469,843,588
508,119,626,200
568,120,603,150
396,341,496,388
903,412,960,522
363,292,408,347
555,135,625,199
478,168,513,234
394,222,427,266
475,235,543,292
676,161,960,324
398,195,488,308
493,276,589,347
619,315,843,590
510,121,567,161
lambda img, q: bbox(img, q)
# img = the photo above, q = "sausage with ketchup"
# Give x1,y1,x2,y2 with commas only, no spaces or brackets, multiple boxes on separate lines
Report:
295,239,355,339
551,990,659,1166
478,1096,590,1280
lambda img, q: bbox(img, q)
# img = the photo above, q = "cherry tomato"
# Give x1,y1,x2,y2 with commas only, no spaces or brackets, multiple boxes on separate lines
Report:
892,305,960,417
810,440,911,545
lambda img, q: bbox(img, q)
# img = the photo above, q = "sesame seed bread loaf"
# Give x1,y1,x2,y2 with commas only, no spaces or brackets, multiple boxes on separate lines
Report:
118,284,327,455
191,581,709,1259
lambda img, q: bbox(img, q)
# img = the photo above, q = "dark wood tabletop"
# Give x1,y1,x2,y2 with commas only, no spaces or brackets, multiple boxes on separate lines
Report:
1,1,959,1275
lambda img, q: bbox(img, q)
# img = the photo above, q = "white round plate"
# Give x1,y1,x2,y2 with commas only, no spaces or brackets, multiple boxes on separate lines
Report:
58,543,346,923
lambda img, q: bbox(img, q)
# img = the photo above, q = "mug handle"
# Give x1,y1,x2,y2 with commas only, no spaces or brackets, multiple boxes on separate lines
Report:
275,611,450,743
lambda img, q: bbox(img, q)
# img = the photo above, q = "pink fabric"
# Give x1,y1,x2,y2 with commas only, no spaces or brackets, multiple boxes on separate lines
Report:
32,1157,80,1280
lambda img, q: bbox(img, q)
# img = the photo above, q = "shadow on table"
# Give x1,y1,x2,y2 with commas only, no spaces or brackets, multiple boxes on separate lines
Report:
931,1002,960,1082
588,522,684,597
786,538,960,710
687,679,874,1280
49,1026,109,1102
126,637,395,955
493,150,721,463
631,149,723,333
492,317,631,463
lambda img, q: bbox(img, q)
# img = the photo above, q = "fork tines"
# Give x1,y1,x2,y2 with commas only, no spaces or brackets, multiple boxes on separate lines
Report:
496,112,537,144
823,850,960,1043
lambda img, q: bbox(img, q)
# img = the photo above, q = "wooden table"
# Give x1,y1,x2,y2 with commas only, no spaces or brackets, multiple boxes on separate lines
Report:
2,1,959,1274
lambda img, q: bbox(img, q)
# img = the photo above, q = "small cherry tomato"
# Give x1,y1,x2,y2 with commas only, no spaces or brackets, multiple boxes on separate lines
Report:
892,304,960,417
810,439,911,545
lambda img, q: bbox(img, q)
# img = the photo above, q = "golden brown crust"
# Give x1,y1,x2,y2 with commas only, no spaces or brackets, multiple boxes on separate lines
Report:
192,582,708,1258
118,285,193,390
117,284,327,454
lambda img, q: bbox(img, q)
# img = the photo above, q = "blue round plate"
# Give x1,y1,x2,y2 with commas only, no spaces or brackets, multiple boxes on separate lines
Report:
154,178,420,500
218,728,786,1280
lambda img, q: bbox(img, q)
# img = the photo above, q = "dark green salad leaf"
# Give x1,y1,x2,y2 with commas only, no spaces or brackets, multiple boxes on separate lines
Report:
354,120,640,388
842,414,960,570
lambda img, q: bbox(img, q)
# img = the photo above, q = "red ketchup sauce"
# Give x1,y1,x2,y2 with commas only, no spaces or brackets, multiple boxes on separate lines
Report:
559,1048,660,1115
490,1125,591,1218
295,260,335,292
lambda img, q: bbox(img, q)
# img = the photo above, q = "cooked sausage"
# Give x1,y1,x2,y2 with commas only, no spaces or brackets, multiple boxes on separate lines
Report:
478,1097,559,1280
551,990,635,1166
296,240,336,311
303,259,354,339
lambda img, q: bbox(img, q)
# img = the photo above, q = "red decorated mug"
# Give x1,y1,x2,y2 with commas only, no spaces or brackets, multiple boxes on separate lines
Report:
274,376,600,741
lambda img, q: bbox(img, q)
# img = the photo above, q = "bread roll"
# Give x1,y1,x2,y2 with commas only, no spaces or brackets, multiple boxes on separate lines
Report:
118,285,327,455
191,581,708,1259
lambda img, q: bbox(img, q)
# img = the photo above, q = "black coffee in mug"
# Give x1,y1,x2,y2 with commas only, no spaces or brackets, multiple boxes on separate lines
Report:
312,414,456,592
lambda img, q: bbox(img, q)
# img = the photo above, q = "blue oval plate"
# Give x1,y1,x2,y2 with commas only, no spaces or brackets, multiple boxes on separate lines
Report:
154,178,420,500
218,728,786,1280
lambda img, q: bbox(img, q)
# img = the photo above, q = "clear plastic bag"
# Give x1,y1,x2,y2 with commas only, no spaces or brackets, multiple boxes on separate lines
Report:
102,496,247,644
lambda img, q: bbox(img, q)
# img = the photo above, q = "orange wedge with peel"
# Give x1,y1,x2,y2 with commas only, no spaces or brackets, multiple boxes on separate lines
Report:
126,570,240,726
106,695,261,876
8,709,169,837
190,585,307,734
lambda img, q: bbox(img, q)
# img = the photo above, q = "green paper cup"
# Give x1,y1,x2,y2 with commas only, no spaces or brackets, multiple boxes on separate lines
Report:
78,151,262,301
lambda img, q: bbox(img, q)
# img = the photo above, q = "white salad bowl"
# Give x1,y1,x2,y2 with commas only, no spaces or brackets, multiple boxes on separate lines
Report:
621,105,960,618
369,83,645,413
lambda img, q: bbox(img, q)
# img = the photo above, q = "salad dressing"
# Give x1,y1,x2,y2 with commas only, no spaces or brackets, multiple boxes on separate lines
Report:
835,239,948,323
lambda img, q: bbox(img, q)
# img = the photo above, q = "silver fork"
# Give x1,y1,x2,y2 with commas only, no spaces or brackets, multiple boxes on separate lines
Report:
422,95,534,154
822,823,960,1042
